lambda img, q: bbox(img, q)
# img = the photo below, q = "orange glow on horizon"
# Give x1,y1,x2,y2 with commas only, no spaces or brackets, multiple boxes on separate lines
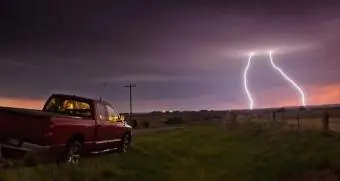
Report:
257,84,340,108
0,97,44,110
0,84,340,111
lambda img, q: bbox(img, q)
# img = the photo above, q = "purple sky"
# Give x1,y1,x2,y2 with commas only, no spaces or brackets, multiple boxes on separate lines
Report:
1,0,340,112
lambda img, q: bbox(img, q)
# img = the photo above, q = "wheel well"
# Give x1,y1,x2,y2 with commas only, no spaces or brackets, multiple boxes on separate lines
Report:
67,134,85,146
124,131,132,143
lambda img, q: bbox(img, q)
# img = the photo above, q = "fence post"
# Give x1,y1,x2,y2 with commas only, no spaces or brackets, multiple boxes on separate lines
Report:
227,111,238,128
230,111,238,123
322,110,330,132
221,111,229,127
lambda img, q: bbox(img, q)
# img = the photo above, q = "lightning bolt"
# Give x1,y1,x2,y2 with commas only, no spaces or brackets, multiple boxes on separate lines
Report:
244,52,254,109
268,51,306,107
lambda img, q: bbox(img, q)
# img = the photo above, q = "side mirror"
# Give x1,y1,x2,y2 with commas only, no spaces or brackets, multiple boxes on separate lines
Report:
118,115,125,122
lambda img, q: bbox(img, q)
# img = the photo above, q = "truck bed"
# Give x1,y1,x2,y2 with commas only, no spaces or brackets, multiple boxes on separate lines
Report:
0,106,72,117
0,106,61,146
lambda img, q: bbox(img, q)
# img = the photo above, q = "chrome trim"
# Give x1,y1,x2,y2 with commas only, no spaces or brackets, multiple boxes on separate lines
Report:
91,148,117,154
95,139,121,144
83,141,94,144
21,142,51,152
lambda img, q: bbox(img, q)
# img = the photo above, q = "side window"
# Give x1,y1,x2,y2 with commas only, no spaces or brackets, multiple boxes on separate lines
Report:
63,100,76,109
76,101,90,109
73,100,92,118
106,105,119,122
97,103,108,121
44,98,58,111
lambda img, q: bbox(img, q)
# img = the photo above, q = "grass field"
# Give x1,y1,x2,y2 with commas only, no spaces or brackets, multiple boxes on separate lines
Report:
2,124,340,181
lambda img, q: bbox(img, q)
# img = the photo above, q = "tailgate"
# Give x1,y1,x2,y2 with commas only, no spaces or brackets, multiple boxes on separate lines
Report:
0,107,52,146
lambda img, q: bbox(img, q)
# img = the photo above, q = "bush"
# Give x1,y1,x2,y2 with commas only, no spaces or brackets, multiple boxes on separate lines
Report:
129,119,138,128
204,116,211,121
213,115,222,120
165,116,184,125
141,121,149,128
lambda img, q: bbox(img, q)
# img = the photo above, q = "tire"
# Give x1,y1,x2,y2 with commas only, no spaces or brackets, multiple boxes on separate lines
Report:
117,133,131,153
65,140,82,165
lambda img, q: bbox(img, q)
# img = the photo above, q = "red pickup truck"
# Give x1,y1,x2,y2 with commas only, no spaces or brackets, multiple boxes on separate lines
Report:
0,94,132,164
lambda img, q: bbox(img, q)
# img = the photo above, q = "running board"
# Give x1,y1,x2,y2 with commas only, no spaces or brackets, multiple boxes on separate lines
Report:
90,148,117,155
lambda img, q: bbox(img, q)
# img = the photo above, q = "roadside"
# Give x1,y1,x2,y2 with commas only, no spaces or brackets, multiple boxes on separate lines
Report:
0,126,184,168
2,125,340,181
132,126,184,136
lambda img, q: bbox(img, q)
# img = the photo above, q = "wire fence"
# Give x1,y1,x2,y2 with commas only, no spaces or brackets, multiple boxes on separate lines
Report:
225,108,338,132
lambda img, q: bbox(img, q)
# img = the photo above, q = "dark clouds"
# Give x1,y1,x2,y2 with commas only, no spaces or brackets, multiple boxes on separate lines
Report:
1,0,340,111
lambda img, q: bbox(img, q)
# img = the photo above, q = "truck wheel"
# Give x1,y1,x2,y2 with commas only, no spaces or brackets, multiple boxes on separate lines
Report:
65,141,82,165
118,133,131,153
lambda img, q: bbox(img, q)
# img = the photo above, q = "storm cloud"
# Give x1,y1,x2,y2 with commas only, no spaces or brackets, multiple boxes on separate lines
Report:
1,0,340,112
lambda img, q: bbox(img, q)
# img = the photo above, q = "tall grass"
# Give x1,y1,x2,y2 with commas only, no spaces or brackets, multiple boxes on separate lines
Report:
1,123,340,181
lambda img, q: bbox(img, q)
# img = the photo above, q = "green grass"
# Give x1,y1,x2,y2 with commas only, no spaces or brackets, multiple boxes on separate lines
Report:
1,125,340,181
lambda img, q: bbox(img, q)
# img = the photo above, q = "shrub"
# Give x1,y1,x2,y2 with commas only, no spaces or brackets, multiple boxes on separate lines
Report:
129,119,138,128
213,115,222,120
141,121,150,128
165,116,184,125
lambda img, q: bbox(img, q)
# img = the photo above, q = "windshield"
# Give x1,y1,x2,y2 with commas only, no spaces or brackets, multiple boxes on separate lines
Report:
44,96,93,119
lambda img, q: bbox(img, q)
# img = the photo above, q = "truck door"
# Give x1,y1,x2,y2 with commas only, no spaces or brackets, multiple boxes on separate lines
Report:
94,103,111,151
105,105,126,147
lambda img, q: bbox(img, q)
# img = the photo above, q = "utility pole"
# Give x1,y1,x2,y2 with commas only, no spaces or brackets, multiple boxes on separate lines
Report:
125,84,136,122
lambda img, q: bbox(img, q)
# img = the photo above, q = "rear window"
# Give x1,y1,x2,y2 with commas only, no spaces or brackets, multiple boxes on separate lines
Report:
44,97,93,119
